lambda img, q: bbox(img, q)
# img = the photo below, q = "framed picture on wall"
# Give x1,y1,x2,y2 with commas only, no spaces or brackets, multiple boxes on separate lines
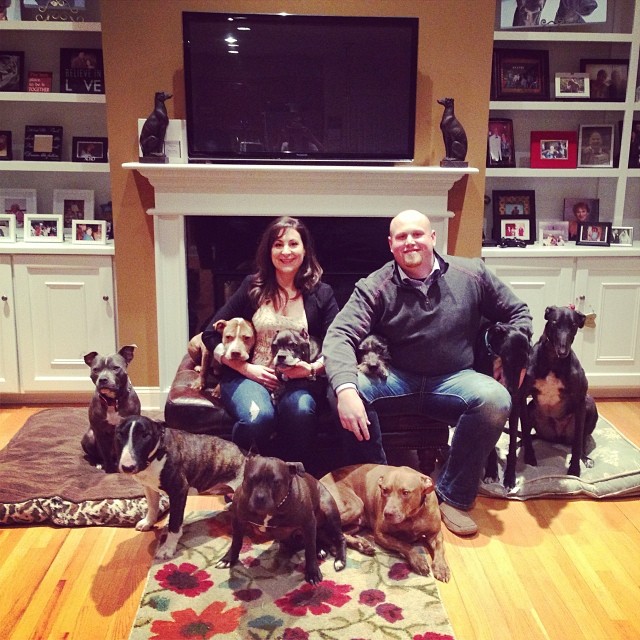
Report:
491,48,549,101
530,130,578,168
487,118,515,168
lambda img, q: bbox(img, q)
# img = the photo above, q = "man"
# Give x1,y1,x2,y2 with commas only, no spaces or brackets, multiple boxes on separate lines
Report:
323,210,532,536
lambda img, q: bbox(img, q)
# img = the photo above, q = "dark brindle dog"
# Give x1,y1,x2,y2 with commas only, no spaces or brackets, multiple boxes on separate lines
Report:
521,306,598,477
115,415,246,559
357,334,391,379
216,454,347,585
475,323,531,489
270,328,320,402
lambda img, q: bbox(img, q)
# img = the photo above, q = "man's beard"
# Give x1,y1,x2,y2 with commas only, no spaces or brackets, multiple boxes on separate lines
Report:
402,251,423,268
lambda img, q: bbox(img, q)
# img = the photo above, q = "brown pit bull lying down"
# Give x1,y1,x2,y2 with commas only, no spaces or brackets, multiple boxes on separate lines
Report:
321,463,450,582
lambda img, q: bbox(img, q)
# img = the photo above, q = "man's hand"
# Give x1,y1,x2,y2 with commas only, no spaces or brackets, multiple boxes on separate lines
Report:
337,387,370,441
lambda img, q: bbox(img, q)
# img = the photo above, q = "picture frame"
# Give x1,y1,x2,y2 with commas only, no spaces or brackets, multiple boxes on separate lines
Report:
554,72,590,100
563,198,600,241
499,0,608,29
0,214,16,243
626,120,640,169
0,188,37,227
491,48,549,101
72,136,108,163
20,0,97,22
610,226,634,246
578,124,614,168
23,214,63,242
24,125,63,161
576,222,612,247
492,189,536,243
60,48,105,94
539,221,569,246
530,130,578,168
0,51,25,92
1,0,21,19
27,71,53,93
580,59,628,102
487,118,515,168
71,219,107,244
53,188,94,228
0,131,12,161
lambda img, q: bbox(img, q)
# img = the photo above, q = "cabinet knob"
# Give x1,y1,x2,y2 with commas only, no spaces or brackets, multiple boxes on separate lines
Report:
1,295,7,302
578,295,586,301
103,295,109,301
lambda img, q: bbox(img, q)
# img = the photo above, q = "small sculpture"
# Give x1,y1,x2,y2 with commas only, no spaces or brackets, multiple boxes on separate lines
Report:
139,91,173,163
437,97,468,168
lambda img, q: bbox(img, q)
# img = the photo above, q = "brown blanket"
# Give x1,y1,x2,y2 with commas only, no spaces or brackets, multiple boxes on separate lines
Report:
0,407,167,527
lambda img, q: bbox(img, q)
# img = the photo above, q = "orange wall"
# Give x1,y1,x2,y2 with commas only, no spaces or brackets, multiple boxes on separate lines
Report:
100,0,495,386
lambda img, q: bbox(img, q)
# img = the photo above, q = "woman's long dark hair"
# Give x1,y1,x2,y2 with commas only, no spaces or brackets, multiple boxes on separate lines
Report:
249,216,323,310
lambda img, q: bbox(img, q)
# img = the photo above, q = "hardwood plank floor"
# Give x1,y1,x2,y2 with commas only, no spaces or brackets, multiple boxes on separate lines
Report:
0,400,638,640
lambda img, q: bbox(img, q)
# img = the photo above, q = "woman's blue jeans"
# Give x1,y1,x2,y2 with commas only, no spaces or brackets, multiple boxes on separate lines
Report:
219,369,324,466
351,366,511,510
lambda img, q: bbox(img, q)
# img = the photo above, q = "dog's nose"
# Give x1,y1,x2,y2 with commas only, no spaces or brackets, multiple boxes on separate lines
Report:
120,464,136,474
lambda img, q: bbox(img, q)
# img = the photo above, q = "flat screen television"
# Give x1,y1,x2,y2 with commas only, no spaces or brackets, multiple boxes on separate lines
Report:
182,12,419,164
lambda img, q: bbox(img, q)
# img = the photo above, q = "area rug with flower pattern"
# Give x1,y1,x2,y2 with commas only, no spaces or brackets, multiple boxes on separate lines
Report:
129,510,455,640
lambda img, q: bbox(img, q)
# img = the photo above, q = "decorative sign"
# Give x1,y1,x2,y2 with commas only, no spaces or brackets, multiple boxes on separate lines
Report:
24,125,63,161
60,48,104,94
27,71,53,93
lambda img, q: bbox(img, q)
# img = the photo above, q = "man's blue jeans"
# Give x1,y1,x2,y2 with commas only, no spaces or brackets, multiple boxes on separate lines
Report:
352,366,511,510
219,370,324,466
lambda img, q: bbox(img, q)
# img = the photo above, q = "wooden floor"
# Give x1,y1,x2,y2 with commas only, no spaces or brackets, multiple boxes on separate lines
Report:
1,400,639,640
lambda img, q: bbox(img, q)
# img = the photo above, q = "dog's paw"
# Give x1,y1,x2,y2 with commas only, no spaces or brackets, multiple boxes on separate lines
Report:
305,565,323,585
317,548,328,560
583,455,594,469
333,558,346,572
408,554,432,577
432,560,451,583
215,559,233,569
156,544,177,561
135,517,155,532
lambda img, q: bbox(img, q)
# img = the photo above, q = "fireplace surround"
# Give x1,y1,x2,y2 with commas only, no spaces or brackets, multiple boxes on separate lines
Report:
124,162,478,396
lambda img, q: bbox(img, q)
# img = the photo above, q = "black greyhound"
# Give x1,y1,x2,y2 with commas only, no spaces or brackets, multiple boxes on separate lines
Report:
521,305,598,477
475,322,531,489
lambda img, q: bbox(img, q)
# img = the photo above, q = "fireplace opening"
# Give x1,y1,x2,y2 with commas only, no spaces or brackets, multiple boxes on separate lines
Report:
186,215,394,336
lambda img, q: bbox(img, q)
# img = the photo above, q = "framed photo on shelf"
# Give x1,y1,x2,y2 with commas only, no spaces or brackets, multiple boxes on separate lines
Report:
23,214,64,242
72,136,108,163
492,189,536,243
0,51,25,92
563,198,599,241
554,72,590,99
0,188,37,227
0,131,12,160
24,125,63,161
71,220,107,244
539,221,569,246
610,226,633,246
0,214,16,243
60,48,105,94
626,120,640,168
498,0,608,29
578,124,614,168
20,0,98,22
1,1,21,19
530,130,578,168
580,59,628,101
53,189,94,228
576,222,611,247
487,118,515,168
491,48,549,101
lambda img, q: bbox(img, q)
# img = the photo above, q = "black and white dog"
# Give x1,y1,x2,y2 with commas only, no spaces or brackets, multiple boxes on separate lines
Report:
115,415,246,559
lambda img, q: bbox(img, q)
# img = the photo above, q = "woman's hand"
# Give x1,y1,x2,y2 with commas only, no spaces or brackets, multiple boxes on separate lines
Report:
243,364,279,391
277,360,313,380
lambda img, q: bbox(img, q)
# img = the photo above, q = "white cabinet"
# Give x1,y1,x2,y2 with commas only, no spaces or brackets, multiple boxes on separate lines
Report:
1,250,115,395
484,246,640,394
0,256,19,393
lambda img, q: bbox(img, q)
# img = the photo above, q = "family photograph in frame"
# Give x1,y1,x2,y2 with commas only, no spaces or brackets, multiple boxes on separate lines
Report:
491,48,550,101
23,214,63,242
578,124,614,168
539,221,569,246
1,188,37,228
554,72,589,99
580,59,628,101
610,226,633,246
487,118,515,168
0,131,12,160
0,214,16,242
563,198,599,241
72,136,108,163
576,221,611,246
71,219,107,244
492,189,536,244
530,130,578,168
53,189,94,229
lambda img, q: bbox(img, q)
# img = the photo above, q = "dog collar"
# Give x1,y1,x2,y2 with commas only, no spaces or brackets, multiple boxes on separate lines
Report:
145,424,167,468
276,480,292,508
484,327,499,359
99,394,119,410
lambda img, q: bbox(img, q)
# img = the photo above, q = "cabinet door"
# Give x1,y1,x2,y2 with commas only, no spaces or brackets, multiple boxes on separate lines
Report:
12,255,116,392
575,257,640,391
0,256,19,393
484,257,575,341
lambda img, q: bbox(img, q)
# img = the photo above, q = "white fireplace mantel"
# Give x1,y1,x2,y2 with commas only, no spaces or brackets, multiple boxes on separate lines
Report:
123,162,478,395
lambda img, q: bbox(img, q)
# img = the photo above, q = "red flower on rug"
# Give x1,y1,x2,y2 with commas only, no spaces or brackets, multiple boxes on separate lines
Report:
149,600,245,639
376,602,404,623
413,633,455,640
155,562,213,597
275,580,352,616
388,561,411,580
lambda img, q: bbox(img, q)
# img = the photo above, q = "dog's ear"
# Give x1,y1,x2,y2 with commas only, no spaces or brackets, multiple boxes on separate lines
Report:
118,344,137,365
573,310,586,329
287,461,306,477
247,442,260,458
420,474,435,495
300,328,309,341
214,319,228,334
300,341,311,363
84,351,98,367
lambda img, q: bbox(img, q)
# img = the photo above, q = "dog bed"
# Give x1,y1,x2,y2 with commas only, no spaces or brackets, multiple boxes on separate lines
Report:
478,415,640,500
0,407,168,527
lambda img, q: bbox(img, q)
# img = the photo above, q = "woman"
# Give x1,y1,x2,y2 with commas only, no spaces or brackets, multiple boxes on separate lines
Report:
202,216,339,465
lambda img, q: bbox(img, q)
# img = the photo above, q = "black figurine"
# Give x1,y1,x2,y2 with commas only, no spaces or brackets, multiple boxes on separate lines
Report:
139,91,173,163
437,97,468,168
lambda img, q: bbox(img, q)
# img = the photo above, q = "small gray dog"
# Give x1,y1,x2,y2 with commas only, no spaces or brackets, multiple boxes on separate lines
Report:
82,344,140,472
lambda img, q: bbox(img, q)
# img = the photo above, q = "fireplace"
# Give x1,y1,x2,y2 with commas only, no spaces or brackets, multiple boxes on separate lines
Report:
125,163,477,396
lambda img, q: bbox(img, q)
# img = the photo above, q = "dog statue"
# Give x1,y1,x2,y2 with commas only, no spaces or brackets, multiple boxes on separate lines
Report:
321,463,450,582
139,90,172,161
115,415,246,560
521,305,598,477
357,334,391,379
82,344,140,472
474,322,531,489
217,454,347,585
437,97,468,167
